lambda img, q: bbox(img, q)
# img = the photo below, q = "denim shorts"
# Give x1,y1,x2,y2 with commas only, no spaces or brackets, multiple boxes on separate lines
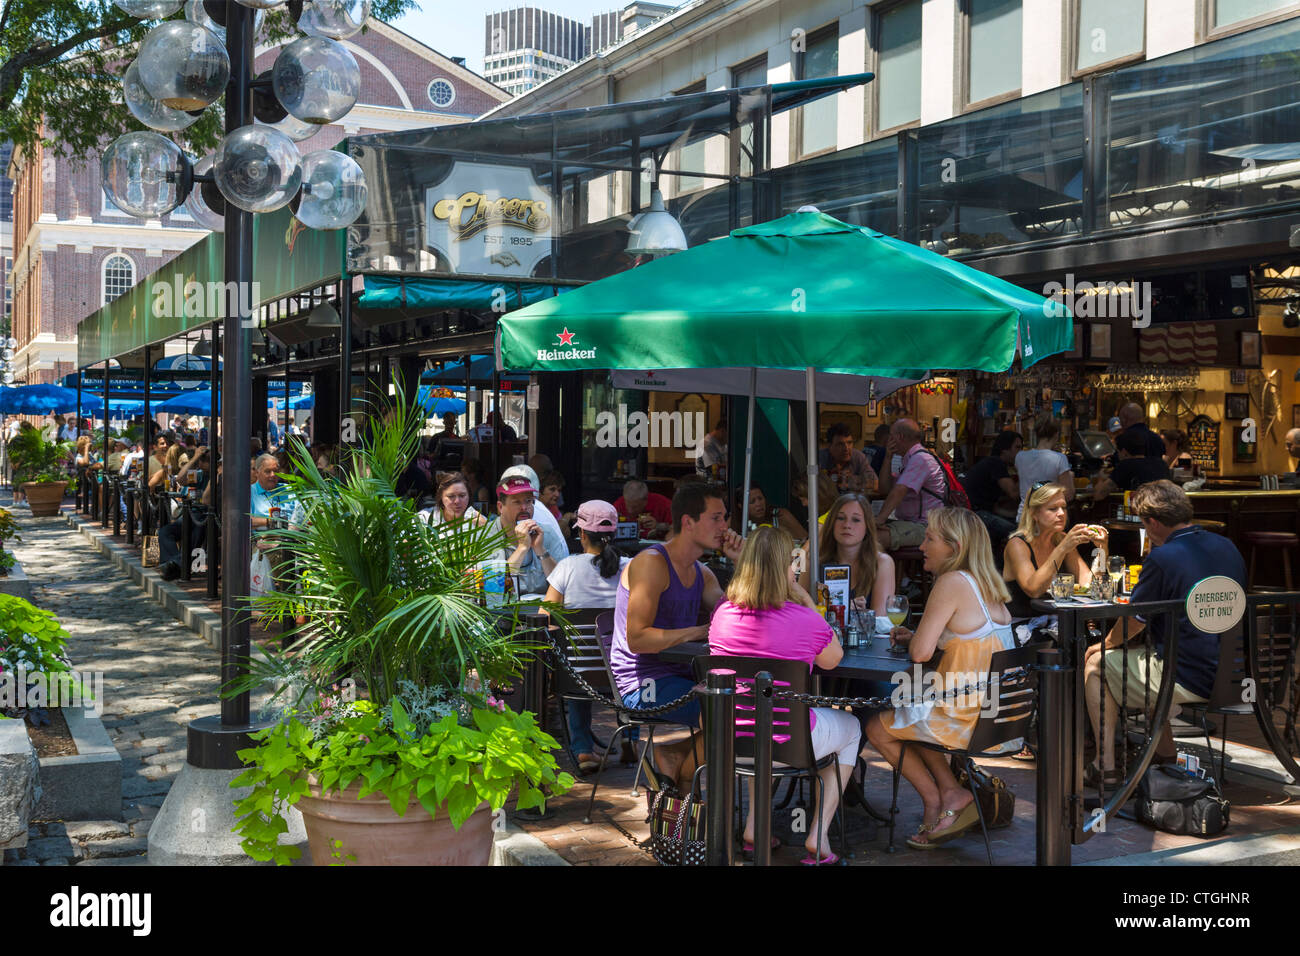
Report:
620,674,701,726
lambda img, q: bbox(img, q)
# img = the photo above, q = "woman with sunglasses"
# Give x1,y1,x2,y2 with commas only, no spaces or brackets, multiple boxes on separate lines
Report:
1003,481,1106,620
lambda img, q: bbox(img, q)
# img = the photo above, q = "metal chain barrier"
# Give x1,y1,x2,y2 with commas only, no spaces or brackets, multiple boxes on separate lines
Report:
545,631,702,718
771,682,991,710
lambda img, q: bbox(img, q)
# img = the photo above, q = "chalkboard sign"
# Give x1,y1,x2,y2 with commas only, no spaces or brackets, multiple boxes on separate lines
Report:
1186,414,1220,473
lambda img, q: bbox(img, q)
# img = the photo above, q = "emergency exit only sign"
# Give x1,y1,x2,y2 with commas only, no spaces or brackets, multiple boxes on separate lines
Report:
1186,576,1246,634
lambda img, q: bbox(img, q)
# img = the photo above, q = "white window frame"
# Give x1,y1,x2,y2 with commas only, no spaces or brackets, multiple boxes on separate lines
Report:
428,77,456,109
101,253,135,306
101,188,130,218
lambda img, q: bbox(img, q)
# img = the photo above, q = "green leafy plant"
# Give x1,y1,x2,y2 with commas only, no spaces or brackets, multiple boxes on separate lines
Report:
7,427,72,485
0,508,21,576
0,594,86,718
227,386,573,864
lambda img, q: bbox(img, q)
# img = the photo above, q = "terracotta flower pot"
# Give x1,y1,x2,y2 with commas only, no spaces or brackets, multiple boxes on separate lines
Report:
295,775,494,866
22,482,69,517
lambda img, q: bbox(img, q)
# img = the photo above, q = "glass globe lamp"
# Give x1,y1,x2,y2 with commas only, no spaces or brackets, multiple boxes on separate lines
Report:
184,154,226,232
257,112,321,144
212,125,302,213
272,37,360,125
123,59,200,132
299,0,370,40
235,0,284,9
295,150,367,229
102,131,189,219
115,0,180,17
138,21,229,111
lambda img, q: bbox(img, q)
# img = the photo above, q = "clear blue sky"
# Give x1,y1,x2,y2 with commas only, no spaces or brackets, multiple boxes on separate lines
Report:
392,1,657,74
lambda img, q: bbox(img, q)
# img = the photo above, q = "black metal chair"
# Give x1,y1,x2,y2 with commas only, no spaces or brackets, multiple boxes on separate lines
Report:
1180,625,1263,784
544,607,611,770
694,653,850,864
580,610,698,824
886,643,1037,864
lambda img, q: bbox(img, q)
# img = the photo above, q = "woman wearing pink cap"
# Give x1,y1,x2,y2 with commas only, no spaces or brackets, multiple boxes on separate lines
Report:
544,500,631,772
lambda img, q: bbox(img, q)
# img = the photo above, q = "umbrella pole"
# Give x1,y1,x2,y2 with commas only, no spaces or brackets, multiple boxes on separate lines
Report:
806,367,818,581
740,368,756,534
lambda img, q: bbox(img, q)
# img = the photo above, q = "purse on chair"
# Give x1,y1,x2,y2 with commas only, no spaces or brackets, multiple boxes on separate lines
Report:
648,777,706,866
951,757,1016,829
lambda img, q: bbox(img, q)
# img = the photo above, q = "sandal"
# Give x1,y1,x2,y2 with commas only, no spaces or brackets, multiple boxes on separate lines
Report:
575,752,600,773
1083,762,1124,792
742,836,781,860
799,851,840,866
926,802,980,845
905,822,939,850
1011,744,1036,762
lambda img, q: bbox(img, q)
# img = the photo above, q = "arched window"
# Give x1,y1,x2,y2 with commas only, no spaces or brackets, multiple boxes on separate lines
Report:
102,254,134,305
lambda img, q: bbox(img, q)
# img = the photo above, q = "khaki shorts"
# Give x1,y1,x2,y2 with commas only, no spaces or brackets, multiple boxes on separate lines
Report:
1102,645,1207,711
884,519,926,550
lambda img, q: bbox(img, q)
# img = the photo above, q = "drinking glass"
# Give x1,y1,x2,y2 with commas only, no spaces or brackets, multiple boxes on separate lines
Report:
885,594,910,629
1050,573,1075,602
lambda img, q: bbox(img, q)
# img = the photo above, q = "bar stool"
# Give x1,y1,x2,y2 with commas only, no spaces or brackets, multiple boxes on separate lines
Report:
1243,531,1297,591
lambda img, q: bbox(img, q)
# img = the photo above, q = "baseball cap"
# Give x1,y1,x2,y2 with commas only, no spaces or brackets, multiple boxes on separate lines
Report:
112,436,131,447
497,475,535,497
1106,416,1123,434
575,500,618,532
498,463,540,493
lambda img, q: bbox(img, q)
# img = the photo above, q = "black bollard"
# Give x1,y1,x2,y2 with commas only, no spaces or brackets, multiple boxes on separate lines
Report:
752,671,774,867
180,496,192,582
1035,646,1070,866
702,668,736,867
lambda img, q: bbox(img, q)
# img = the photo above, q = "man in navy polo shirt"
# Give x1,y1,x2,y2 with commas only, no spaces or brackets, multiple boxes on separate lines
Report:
1082,480,1246,789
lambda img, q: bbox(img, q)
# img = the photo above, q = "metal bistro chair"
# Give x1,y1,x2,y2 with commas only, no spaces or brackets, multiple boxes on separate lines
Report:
695,653,850,864
886,642,1037,864
1180,625,1263,785
544,608,612,772
579,610,700,825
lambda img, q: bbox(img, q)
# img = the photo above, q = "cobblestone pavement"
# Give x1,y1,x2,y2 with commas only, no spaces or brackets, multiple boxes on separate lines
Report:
3,497,223,866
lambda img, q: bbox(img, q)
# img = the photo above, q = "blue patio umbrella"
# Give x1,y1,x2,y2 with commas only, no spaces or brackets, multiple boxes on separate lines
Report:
421,356,527,385
0,384,89,415
158,390,220,415
416,387,466,416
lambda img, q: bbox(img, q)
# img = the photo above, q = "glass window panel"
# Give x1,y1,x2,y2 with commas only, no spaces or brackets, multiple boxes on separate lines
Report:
878,1,922,131
800,31,839,156
777,139,900,235
103,255,134,305
916,83,1085,253
1215,0,1296,27
1099,16,1300,232
1077,0,1145,70
732,58,767,177
968,0,1022,103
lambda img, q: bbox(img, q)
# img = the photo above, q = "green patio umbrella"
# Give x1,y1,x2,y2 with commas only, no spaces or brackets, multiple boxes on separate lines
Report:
496,209,1072,571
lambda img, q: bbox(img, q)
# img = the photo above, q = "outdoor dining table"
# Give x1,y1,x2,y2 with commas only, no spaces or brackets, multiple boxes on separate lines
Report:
659,636,933,685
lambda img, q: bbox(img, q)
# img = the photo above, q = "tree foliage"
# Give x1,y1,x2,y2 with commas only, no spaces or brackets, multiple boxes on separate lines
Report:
0,0,418,166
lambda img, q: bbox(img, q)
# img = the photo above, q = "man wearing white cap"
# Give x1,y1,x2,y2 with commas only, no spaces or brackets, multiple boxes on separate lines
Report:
498,464,570,564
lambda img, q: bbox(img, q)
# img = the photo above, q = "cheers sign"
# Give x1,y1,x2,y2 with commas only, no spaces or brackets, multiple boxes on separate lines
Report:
425,162,554,277
432,190,551,241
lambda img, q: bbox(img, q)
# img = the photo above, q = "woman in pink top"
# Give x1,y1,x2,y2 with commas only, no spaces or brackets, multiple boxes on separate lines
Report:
709,526,862,865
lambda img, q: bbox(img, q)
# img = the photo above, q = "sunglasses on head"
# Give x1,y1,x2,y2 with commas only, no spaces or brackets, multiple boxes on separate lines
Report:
1030,481,1051,492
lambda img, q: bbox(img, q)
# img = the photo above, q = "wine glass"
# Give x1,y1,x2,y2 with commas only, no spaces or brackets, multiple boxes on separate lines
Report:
885,594,910,629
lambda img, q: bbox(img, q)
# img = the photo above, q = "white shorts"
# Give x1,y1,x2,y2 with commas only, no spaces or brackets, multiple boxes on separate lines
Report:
809,708,862,769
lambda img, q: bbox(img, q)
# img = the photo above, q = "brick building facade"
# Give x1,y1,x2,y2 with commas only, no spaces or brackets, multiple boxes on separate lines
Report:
7,21,507,386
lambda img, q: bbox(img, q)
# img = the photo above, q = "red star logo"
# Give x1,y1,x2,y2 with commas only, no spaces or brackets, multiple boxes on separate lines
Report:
556,327,576,346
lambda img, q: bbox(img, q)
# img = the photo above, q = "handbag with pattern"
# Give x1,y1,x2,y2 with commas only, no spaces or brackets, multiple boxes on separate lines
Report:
648,782,706,866
951,757,1016,829
142,535,161,567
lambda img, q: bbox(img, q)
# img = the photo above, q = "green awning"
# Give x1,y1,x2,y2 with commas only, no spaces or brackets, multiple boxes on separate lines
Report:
77,205,344,368
497,210,1072,376
359,275,568,311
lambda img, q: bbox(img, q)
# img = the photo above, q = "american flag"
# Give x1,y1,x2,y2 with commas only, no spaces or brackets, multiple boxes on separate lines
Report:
1139,322,1218,364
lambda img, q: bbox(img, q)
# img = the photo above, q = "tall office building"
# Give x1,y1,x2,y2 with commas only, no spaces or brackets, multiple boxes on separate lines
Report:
485,3,675,97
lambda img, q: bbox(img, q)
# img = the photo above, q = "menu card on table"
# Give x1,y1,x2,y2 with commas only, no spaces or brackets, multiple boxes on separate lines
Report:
822,565,852,610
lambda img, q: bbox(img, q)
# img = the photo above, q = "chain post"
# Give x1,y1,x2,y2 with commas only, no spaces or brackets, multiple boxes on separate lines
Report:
703,668,736,867
753,671,774,867
1035,646,1069,865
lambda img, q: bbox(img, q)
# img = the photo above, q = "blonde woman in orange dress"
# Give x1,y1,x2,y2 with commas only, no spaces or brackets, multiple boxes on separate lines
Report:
861,507,1015,849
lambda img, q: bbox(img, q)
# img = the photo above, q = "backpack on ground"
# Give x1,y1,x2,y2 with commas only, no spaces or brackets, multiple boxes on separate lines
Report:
921,450,971,509
1135,764,1229,837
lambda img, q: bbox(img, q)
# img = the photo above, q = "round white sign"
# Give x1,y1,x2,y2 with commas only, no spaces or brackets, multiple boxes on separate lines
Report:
1185,575,1245,634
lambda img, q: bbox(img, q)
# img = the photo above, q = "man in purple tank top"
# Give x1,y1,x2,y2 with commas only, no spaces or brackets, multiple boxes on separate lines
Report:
611,483,743,792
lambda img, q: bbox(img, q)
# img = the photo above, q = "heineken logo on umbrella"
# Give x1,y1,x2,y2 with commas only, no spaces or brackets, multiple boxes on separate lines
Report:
537,327,595,362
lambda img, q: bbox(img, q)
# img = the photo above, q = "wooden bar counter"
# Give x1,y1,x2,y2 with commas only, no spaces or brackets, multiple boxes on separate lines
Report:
1078,488,1300,587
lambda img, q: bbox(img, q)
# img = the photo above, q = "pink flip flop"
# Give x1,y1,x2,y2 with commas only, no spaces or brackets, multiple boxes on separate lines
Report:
799,851,840,866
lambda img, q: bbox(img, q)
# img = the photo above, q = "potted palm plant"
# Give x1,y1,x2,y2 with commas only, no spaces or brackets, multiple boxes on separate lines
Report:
7,426,72,517
228,391,573,866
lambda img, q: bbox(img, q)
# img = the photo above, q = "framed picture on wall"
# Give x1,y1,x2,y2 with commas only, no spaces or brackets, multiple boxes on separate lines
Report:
1239,331,1262,368
1230,369,1248,385
1233,426,1257,464
1087,323,1111,360
1225,393,1250,421
868,400,878,417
